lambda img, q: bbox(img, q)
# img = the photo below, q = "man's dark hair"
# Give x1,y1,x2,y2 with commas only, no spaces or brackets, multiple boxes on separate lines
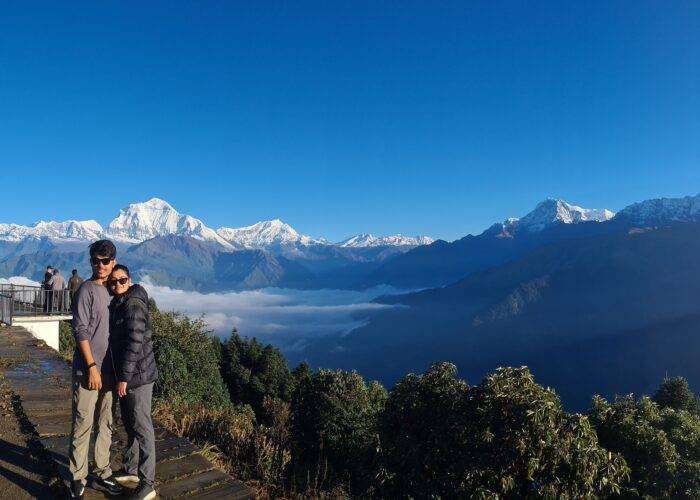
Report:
72,269,78,275
46,265,52,270
112,264,130,277
89,239,117,260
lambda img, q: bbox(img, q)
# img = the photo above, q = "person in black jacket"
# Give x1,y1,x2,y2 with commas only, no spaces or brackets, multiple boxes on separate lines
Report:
108,264,158,500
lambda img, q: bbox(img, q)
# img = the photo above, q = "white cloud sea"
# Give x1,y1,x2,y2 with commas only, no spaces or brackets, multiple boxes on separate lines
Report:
140,277,403,351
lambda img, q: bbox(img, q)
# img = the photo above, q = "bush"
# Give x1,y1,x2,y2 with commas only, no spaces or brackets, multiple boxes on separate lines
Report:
59,320,75,361
154,396,291,495
380,363,629,498
590,393,700,497
221,329,295,420
150,306,229,407
291,369,387,495
654,376,700,414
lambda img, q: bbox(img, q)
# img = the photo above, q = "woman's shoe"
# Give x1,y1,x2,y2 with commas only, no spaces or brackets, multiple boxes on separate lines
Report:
131,483,157,500
113,470,140,484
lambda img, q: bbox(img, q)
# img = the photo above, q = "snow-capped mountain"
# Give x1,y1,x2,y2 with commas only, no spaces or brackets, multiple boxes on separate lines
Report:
0,197,432,254
217,219,326,249
615,193,700,225
105,198,232,249
488,199,615,236
0,220,103,242
338,233,434,248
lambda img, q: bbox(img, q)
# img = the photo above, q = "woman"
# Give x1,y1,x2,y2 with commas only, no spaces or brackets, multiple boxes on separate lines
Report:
108,264,158,500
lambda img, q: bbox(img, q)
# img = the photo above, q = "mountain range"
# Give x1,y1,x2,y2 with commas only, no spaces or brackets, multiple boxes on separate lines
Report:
3,194,697,295
0,197,434,290
295,193,700,410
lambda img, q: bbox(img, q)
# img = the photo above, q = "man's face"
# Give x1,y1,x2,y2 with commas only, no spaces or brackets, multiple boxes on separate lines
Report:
90,254,116,279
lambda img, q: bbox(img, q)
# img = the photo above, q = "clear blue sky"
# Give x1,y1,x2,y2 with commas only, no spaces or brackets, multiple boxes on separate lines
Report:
1,1,699,241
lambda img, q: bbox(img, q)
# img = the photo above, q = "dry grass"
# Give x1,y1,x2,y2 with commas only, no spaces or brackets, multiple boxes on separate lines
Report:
154,396,292,498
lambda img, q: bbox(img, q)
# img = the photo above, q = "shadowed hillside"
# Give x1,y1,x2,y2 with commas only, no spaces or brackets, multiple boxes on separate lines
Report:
300,221,700,410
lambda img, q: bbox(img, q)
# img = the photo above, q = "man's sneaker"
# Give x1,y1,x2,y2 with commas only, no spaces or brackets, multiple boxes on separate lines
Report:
113,470,140,484
93,474,124,496
69,480,85,499
131,483,157,500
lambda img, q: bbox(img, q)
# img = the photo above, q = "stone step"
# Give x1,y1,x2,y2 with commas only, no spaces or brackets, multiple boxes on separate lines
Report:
158,469,231,498
156,454,213,483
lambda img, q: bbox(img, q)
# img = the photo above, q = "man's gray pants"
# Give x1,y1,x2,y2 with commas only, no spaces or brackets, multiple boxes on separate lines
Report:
119,382,156,487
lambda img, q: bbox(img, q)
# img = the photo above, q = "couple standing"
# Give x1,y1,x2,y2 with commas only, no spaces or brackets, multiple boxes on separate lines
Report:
69,239,158,500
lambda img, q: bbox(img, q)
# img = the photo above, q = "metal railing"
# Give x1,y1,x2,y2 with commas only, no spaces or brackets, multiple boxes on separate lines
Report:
0,284,73,325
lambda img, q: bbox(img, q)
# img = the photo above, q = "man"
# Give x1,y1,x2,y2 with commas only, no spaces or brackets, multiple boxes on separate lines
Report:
42,266,53,289
68,240,122,499
68,269,84,302
42,266,53,312
47,268,67,312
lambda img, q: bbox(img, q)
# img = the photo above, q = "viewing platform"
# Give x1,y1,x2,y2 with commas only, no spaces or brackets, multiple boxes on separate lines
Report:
0,284,72,350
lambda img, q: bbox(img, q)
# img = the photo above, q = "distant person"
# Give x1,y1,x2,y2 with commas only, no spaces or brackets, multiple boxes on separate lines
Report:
68,240,123,499
42,266,53,289
42,266,54,311
68,269,84,302
48,269,67,312
109,264,158,500
48,268,67,290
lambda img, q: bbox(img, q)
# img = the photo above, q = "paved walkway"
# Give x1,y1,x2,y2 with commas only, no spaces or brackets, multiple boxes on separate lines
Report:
0,325,253,499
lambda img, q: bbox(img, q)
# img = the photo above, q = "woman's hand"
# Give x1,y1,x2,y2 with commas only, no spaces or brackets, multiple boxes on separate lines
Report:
117,381,128,397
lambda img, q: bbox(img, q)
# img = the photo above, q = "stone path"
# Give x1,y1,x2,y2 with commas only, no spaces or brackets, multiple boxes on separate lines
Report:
0,325,253,499
0,374,58,498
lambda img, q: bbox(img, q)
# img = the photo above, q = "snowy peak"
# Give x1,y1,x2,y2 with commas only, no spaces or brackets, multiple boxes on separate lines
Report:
105,198,181,243
0,220,103,242
338,233,434,248
482,199,614,238
493,199,615,235
105,198,232,248
519,198,615,232
217,219,322,249
615,194,700,225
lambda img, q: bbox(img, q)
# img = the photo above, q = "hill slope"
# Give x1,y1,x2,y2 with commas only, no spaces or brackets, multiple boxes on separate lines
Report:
299,221,700,409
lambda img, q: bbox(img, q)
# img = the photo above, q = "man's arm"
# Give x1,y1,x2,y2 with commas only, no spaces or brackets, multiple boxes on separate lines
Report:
77,340,101,390
72,286,102,390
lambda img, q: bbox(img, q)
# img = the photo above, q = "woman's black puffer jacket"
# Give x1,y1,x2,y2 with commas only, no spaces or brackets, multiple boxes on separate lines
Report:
110,284,158,388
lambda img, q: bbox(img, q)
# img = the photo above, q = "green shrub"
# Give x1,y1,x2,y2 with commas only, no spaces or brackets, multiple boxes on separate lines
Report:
58,320,75,362
380,363,629,498
290,368,387,495
654,376,700,414
590,393,700,497
150,306,229,407
221,329,295,420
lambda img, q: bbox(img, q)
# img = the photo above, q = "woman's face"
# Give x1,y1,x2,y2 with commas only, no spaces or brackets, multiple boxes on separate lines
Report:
108,269,131,295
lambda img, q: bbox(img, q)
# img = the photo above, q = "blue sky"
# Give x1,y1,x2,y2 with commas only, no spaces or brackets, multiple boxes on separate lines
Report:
1,1,699,241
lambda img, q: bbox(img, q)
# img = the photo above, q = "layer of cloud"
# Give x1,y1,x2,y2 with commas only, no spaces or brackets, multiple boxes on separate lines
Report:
140,277,403,351
1,274,404,353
